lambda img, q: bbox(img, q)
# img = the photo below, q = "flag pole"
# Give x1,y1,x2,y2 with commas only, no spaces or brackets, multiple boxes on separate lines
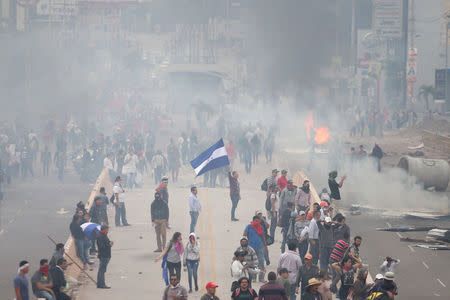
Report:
47,235,97,285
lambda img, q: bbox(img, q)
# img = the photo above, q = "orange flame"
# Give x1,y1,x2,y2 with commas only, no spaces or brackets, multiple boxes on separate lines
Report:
304,112,330,144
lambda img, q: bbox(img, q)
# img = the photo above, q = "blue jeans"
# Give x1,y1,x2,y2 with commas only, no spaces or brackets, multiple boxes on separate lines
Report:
97,257,110,287
75,238,88,265
310,240,319,265
35,290,56,300
126,172,136,189
115,202,128,226
320,247,333,271
290,283,297,300
186,259,199,290
190,211,199,233
254,247,265,281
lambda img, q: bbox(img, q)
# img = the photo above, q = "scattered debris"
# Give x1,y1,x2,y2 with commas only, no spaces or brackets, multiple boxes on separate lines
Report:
407,150,424,157
376,226,435,232
407,143,424,150
414,244,450,250
400,237,445,244
350,204,361,215
427,229,450,243
56,208,69,215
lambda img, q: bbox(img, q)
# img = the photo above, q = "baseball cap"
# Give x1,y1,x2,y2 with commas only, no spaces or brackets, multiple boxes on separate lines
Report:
325,217,332,223
206,282,218,289
304,253,313,260
375,274,384,280
240,236,248,241
161,176,169,182
320,201,329,207
255,210,262,215
272,169,279,173
299,210,306,216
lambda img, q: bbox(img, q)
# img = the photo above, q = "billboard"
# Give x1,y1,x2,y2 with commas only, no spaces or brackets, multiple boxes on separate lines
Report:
372,0,403,38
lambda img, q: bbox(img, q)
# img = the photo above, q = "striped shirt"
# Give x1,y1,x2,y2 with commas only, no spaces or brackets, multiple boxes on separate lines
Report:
329,239,349,262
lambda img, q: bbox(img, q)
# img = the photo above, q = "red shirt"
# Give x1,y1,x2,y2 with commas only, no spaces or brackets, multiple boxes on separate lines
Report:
277,176,288,191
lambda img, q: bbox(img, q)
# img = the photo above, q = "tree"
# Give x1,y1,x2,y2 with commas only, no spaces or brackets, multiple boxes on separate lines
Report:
418,84,436,111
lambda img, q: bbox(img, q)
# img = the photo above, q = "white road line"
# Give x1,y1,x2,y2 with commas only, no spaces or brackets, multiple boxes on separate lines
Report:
396,232,403,238
8,219,14,224
0,229,4,235
386,222,392,228
437,278,446,287
408,245,415,252
422,261,429,269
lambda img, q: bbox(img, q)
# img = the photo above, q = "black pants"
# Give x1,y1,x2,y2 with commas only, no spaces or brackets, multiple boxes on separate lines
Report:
167,261,181,279
231,194,239,219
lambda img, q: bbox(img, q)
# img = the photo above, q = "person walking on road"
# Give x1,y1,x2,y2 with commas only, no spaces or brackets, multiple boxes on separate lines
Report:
277,241,302,300
200,282,220,300
113,176,130,226
228,166,241,221
97,225,113,289
232,277,258,300
14,260,30,300
295,180,311,212
183,233,200,293
380,257,400,276
122,147,138,189
41,145,51,176
279,180,296,217
294,211,309,264
328,171,346,211
162,274,188,300
234,237,259,282
244,216,267,283
317,217,334,271
258,271,288,300
152,150,167,185
151,191,169,252
189,186,201,233
308,211,321,265
31,259,55,300
295,254,319,296
301,278,323,300
155,232,184,280
277,170,288,192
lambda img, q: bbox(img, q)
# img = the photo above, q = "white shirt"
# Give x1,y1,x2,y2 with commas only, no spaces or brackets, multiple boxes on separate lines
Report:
189,193,201,212
380,259,400,275
103,157,115,170
122,154,138,174
308,218,319,239
113,183,125,203
231,260,252,280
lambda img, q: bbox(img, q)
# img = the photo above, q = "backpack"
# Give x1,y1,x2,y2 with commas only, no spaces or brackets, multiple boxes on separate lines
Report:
265,194,272,211
366,292,388,300
341,269,354,286
261,178,268,191
233,288,256,298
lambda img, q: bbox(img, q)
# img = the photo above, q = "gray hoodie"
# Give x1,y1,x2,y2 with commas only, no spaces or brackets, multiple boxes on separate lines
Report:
183,233,200,263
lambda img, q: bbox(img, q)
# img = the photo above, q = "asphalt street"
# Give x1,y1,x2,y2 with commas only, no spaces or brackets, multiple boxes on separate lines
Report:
0,169,91,300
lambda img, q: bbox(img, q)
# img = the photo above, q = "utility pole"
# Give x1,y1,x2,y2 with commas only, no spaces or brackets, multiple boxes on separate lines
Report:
401,0,409,107
409,0,415,106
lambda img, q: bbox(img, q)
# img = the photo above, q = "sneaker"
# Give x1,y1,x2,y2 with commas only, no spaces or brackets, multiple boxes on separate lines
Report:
123,223,131,226
188,289,193,293
259,279,267,283
97,286,111,289
153,249,162,253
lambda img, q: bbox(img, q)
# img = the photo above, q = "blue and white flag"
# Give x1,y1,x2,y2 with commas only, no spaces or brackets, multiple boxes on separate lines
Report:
80,222,101,239
190,138,229,176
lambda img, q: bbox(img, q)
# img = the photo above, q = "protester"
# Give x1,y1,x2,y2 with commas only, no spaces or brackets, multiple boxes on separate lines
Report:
258,271,288,300
348,236,363,265
294,211,309,263
162,274,188,300
380,257,400,275
331,256,361,300
277,241,302,300
155,232,184,280
167,138,181,182
327,171,346,211
31,259,55,300
113,176,130,226
97,225,113,289
332,214,350,243
156,176,170,205
189,186,201,233
295,180,311,212
243,216,267,283
49,243,66,269
151,150,167,185
234,237,259,282
329,232,350,293
308,210,321,265
14,260,30,300
277,170,288,191
317,216,334,271
183,232,200,293
316,270,332,300
201,282,220,300
370,144,383,172
295,253,319,296
151,191,169,252
276,268,290,298
228,166,241,221
70,214,89,268
301,278,323,300
268,186,280,240
89,196,108,225
98,187,109,208
50,258,71,300
122,147,138,188
231,277,258,300
279,180,296,215
352,267,373,300
279,202,295,253
41,145,51,176
231,250,251,286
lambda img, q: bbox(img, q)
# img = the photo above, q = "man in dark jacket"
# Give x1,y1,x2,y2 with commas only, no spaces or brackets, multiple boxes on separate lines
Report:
317,217,334,271
258,271,288,299
370,144,383,172
50,258,71,300
97,225,113,289
89,196,108,225
151,191,169,252
228,166,240,222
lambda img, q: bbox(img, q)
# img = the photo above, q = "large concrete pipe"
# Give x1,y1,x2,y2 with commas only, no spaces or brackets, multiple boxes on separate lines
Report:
398,156,450,191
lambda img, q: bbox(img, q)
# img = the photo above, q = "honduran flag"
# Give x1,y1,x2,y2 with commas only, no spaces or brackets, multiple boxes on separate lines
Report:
190,138,230,176
80,222,101,239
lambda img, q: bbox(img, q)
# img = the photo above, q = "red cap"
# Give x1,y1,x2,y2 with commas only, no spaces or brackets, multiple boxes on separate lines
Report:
320,201,329,207
206,282,218,289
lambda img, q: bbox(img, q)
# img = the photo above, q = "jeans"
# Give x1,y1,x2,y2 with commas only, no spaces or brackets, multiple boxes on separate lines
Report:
269,211,277,240
75,238,88,265
298,239,308,264
231,194,239,220
167,261,181,279
189,211,199,233
309,240,319,265
254,247,265,281
125,172,136,189
115,202,128,226
290,283,297,300
186,259,199,290
97,257,110,287
319,247,333,271
35,290,56,300
280,226,289,253
154,219,167,250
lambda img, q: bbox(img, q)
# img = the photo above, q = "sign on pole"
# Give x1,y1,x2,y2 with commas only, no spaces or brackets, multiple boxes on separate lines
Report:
373,0,403,39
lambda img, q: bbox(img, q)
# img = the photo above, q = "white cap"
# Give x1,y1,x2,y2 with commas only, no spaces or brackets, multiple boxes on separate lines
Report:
375,274,384,280
299,211,306,216
270,194,276,199
325,217,332,223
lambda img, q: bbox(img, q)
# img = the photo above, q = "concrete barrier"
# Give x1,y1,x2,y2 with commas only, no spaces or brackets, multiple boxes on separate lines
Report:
62,169,112,292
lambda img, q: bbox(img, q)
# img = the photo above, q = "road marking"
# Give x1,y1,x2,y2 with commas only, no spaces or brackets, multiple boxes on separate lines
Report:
8,219,14,224
205,188,217,283
396,232,403,238
408,245,415,252
422,261,429,269
198,189,206,293
386,222,392,228
437,278,446,287
0,229,4,236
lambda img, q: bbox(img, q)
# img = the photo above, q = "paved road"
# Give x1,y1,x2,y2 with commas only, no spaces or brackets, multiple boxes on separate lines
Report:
0,171,91,300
